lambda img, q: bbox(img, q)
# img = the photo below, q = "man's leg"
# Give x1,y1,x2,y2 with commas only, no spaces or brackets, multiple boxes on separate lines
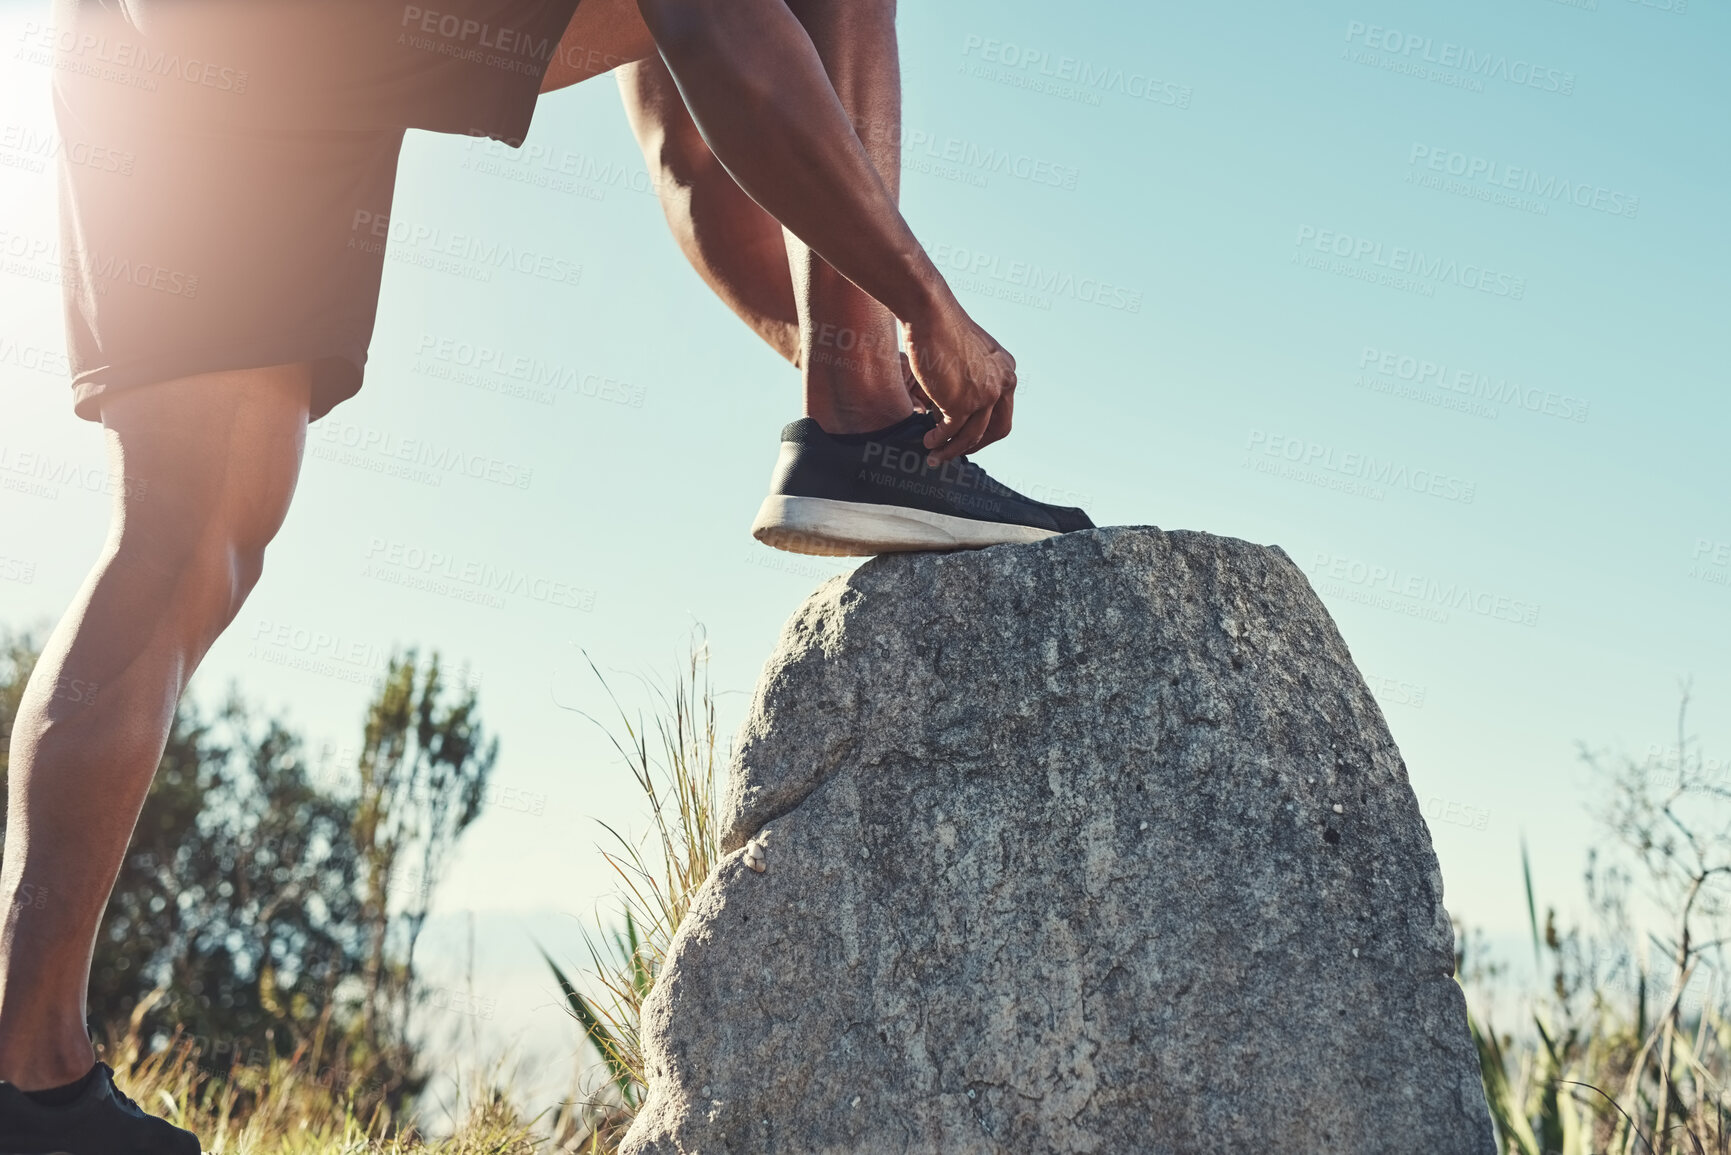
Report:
537,0,806,367
618,57,804,368
779,0,911,433
614,0,915,433
0,366,311,1090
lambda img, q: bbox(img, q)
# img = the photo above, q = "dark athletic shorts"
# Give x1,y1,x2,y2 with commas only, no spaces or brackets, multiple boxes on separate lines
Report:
49,0,582,422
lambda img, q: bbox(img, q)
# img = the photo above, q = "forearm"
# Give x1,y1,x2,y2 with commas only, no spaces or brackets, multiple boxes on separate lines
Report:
637,0,954,326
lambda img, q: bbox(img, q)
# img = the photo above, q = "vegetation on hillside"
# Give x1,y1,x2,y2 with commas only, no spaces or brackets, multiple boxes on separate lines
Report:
1462,693,1728,1154
542,642,722,1153
0,629,497,1136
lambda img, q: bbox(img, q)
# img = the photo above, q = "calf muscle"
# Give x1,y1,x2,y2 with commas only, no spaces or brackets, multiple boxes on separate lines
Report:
0,364,311,1091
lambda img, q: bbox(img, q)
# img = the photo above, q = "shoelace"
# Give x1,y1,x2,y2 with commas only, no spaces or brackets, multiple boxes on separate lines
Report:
98,1065,144,1116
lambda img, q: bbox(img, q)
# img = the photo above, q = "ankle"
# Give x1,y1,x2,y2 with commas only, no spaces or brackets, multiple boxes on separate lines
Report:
805,380,916,436
813,408,917,436
803,348,913,435
0,1029,98,1091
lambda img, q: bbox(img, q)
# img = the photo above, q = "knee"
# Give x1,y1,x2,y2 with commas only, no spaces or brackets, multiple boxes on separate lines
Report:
617,59,715,189
115,503,279,632
110,465,297,637
644,117,716,192
223,525,272,612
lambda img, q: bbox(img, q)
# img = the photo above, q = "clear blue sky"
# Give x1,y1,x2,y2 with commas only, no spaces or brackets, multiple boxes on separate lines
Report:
2,0,1726,1101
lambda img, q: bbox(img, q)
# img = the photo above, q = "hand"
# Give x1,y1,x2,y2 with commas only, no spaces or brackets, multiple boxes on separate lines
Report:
901,301,1017,464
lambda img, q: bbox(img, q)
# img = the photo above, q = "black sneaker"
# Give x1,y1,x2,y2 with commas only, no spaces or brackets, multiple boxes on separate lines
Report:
749,411,1094,556
0,1063,200,1154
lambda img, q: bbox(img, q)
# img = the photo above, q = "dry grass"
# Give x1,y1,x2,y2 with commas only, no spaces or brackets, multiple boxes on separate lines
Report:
542,641,724,1153
1464,697,1731,1154
97,1018,541,1154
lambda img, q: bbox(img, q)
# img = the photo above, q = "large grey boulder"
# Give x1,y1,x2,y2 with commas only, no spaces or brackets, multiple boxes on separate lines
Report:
623,527,1494,1155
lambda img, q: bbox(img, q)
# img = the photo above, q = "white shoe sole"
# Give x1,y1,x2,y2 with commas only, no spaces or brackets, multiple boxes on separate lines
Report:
750,495,1060,557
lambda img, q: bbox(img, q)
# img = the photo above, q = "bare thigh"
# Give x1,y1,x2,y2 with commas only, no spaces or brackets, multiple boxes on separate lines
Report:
72,365,313,702
540,0,657,92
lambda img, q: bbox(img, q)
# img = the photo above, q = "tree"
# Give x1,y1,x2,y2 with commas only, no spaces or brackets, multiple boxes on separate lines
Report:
349,650,497,1079
0,630,495,1108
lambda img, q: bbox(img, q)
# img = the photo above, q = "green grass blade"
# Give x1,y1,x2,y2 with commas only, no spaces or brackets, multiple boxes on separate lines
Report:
536,942,637,1109
1469,1006,1541,1155
626,911,651,1002
1522,835,1541,970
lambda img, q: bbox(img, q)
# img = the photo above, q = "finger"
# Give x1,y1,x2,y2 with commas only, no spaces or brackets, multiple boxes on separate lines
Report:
924,403,974,452
975,386,1014,452
928,406,994,465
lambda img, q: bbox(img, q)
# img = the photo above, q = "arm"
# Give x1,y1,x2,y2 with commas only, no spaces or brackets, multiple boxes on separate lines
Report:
636,0,1016,460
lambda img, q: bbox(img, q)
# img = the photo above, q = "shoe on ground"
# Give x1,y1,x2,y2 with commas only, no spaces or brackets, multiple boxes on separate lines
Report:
750,411,1095,557
0,1062,200,1154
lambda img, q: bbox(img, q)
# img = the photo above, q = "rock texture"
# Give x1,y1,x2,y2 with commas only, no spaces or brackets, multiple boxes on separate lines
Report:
622,527,1494,1155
